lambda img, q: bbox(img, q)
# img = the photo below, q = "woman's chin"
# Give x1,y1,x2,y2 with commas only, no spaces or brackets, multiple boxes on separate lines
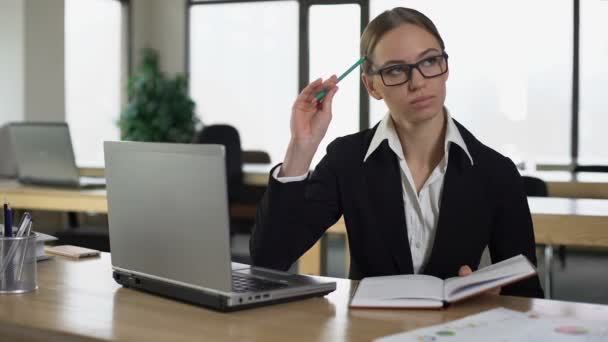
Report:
399,107,443,124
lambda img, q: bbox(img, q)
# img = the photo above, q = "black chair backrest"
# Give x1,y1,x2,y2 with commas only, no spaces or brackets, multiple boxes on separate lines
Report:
195,124,243,201
573,165,608,173
521,176,548,197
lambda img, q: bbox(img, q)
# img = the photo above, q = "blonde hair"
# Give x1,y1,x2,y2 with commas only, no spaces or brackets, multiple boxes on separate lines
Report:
361,7,445,74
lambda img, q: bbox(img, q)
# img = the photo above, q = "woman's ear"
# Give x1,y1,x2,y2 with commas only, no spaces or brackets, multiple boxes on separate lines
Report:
362,73,383,100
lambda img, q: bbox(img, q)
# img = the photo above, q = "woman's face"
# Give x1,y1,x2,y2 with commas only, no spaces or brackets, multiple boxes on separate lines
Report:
363,23,448,124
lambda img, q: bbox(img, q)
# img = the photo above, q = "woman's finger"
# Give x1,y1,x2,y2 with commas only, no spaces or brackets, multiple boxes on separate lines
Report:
321,85,339,113
458,265,473,276
299,78,324,102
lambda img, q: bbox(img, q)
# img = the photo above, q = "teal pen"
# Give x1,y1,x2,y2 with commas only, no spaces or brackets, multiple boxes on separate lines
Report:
315,56,366,101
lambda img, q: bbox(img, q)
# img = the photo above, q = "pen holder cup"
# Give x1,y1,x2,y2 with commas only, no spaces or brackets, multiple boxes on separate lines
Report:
0,233,37,294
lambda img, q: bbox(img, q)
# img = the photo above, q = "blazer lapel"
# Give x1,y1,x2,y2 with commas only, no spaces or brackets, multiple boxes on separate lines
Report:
363,141,414,274
424,144,476,278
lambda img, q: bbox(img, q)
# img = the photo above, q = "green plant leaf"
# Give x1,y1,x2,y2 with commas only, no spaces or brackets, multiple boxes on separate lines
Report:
119,47,198,142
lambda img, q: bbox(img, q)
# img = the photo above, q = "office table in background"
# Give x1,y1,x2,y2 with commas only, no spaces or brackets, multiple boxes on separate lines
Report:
78,166,608,199
0,179,253,220
0,254,607,341
56,166,608,199
0,179,107,213
529,171,608,199
246,167,608,198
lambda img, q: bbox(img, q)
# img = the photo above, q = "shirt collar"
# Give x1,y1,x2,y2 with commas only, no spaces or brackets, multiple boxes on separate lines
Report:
363,109,474,168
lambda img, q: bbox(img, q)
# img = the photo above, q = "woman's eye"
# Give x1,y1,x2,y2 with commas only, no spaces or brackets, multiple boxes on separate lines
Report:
384,65,406,76
420,56,439,67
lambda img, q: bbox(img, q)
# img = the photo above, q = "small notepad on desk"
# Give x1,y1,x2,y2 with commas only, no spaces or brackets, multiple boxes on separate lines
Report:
45,245,100,259
350,254,537,309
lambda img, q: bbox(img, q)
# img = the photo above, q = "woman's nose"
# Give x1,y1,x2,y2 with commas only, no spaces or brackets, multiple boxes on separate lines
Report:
408,68,426,91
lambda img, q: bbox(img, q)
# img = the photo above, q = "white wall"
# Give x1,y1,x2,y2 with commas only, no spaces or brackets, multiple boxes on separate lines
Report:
0,0,25,125
0,0,186,125
24,0,66,122
0,0,65,124
132,0,187,76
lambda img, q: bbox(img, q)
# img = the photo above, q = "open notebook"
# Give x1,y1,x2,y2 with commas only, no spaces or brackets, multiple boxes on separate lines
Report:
350,254,537,309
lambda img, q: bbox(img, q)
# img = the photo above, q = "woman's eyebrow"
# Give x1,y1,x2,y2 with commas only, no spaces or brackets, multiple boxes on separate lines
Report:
416,48,441,59
379,48,441,68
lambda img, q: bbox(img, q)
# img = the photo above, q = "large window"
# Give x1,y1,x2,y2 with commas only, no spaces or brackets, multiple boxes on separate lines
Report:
579,0,608,164
190,2,299,167
370,1,573,166
190,1,365,168
309,4,361,166
65,0,122,167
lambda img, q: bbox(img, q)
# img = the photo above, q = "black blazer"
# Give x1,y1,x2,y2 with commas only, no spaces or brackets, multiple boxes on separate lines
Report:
250,121,544,298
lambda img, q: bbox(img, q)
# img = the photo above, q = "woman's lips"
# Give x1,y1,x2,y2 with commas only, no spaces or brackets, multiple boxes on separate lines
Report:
410,95,434,109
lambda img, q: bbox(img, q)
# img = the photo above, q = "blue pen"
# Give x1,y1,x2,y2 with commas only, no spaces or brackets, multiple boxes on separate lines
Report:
3,202,7,237
5,204,12,237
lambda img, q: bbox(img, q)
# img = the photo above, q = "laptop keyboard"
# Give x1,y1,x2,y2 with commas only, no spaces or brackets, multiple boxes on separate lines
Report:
231,273,289,293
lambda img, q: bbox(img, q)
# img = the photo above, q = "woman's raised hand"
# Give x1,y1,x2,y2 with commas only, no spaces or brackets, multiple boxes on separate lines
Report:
280,76,339,177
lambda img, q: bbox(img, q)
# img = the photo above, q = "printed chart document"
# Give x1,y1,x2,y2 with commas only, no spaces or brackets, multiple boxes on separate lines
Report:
374,307,608,341
350,254,536,309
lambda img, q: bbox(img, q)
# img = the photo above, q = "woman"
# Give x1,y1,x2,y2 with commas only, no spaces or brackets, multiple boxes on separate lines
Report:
250,7,543,298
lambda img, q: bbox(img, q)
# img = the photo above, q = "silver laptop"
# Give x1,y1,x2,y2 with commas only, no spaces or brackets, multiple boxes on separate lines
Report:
8,122,105,188
0,124,17,177
103,141,336,312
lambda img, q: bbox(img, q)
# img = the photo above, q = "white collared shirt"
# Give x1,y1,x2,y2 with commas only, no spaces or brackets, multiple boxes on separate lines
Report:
274,109,474,274
363,110,473,273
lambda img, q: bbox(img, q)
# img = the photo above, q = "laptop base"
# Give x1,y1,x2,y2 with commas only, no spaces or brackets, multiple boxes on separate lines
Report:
19,177,106,189
113,270,333,312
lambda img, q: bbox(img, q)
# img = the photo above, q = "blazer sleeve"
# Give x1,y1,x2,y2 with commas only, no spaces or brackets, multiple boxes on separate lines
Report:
488,157,545,298
250,139,344,271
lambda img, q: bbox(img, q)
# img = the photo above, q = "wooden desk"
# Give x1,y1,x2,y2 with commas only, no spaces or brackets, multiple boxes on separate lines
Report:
524,171,608,199
79,165,274,188
0,180,253,219
244,168,608,199
64,168,608,209
529,197,608,247
243,164,272,187
0,254,606,342
298,197,608,298
79,165,608,199
0,180,108,213
547,181,608,199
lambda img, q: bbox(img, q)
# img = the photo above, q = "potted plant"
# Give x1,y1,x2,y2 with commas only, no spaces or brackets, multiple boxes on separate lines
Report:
119,48,199,142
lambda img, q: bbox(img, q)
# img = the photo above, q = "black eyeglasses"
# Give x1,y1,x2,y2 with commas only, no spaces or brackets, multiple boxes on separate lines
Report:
369,52,449,87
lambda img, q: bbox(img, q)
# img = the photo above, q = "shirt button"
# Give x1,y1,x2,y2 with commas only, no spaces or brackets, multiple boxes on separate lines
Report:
415,242,421,249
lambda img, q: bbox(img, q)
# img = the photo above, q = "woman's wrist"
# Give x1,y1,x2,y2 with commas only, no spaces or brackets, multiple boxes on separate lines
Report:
280,138,319,177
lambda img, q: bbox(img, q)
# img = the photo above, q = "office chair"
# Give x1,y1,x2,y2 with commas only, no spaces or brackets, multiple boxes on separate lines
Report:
521,176,549,197
55,213,110,252
195,124,264,264
195,124,243,203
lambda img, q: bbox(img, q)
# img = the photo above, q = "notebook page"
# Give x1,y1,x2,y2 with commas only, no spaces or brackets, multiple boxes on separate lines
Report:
350,274,444,308
443,254,535,301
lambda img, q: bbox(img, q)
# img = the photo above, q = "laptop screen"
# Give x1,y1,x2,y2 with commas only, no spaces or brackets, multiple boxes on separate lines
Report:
9,123,80,183
104,142,233,292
